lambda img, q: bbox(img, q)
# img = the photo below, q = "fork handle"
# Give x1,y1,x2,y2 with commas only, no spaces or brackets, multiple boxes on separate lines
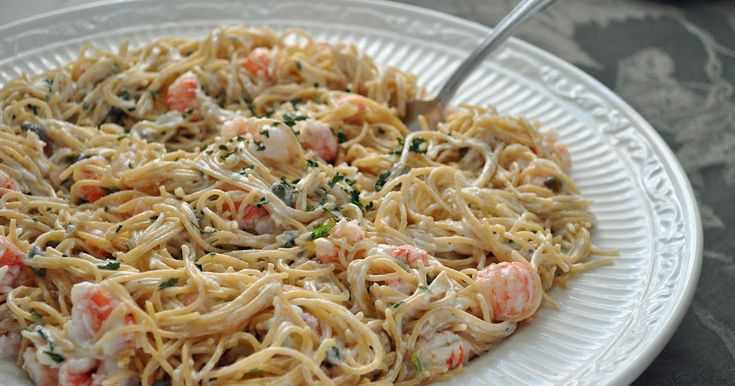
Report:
435,0,556,111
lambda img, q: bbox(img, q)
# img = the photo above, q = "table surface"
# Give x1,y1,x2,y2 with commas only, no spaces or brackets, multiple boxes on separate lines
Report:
1,0,734,384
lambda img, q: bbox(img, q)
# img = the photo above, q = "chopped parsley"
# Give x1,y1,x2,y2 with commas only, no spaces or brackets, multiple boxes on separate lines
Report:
150,215,159,221
365,201,375,211
158,277,179,290
98,261,121,270
249,368,261,374
115,224,123,233
309,222,334,240
218,144,229,151
247,101,257,116
283,113,307,127
411,352,423,373
283,239,296,248
253,140,266,151
295,61,302,71
327,346,341,364
394,258,411,272
348,188,363,209
256,197,269,208
391,138,405,155
306,159,319,168
259,129,270,138
418,285,431,293
337,130,347,144
44,351,65,363
328,173,344,187
409,137,428,154
30,311,43,321
82,102,91,111
120,90,132,101
182,108,195,118
374,171,390,191
390,301,404,310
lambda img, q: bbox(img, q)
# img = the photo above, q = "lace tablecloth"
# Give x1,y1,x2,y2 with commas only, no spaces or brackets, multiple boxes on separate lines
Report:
392,1,735,384
1,0,733,384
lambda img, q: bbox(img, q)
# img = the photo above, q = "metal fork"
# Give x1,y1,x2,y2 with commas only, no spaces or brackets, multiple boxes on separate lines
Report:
403,0,556,131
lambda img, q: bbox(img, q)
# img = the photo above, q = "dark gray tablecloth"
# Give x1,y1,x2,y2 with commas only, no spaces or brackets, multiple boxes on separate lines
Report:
392,0,735,384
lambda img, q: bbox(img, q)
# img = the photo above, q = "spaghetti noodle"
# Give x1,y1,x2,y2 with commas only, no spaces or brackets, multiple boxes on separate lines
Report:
0,26,612,385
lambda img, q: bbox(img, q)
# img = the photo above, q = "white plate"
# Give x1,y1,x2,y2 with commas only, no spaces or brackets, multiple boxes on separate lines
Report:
0,1,702,385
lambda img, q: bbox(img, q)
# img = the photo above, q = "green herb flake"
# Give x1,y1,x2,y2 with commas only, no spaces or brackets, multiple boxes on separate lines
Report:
418,285,431,293
390,300,404,310
44,351,65,363
249,368,261,374
374,171,390,191
411,352,423,373
253,140,266,151
306,159,318,168
328,173,344,187
150,215,159,221
365,201,375,211
295,61,302,71
394,258,411,272
309,222,335,240
114,225,123,233
98,261,121,270
218,144,228,151
348,188,363,209
337,130,347,144
30,311,43,321
283,113,307,127
409,138,427,154
259,129,270,138
194,263,203,271
158,277,179,290
82,102,91,111
313,82,319,88
120,90,132,101
283,239,296,248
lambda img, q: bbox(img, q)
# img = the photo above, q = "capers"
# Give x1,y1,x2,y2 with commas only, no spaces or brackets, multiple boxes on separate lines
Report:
543,175,563,193
271,181,294,207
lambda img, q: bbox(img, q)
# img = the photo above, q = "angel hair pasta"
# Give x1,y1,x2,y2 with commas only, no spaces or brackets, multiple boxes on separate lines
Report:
0,26,613,385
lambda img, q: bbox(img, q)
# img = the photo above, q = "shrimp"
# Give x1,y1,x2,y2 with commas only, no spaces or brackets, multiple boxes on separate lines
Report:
78,170,107,203
221,117,301,166
314,219,364,263
474,261,542,322
0,236,25,292
244,47,274,81
223,199,277,235
22,347,59,386
371,244,430,268
295,119,338,163
165,71,200,113
414,331,467,371
69,282,134,357
337,95,367,123
0,169,15,190
239,204,276,235
58,357,129,386
0,330,20,357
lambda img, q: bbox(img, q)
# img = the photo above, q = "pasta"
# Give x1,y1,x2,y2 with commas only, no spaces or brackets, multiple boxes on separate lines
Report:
0,26,613,385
